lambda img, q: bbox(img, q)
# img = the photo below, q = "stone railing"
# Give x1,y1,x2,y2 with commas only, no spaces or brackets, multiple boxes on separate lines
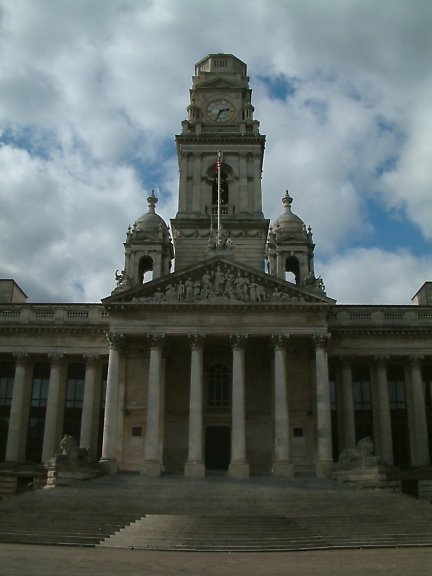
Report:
328,306,432,328
0,304,109,326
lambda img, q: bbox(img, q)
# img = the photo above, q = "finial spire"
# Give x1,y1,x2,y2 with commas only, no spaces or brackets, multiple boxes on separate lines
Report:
282,190,293,212
147,190,158,214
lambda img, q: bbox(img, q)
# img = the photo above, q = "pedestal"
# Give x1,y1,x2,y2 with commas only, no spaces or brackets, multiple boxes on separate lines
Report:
228,461,250,479
272,461,295,478
316,460,334,478
141,460,162,477
99,458,118,475
184,460,205,479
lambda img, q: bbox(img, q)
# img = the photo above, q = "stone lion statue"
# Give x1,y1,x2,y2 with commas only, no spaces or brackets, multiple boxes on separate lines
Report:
60,434,79,459
338,437,377,468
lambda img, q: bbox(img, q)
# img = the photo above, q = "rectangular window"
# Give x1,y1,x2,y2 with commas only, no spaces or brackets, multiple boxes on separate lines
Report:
65,363,85,408
0,361,15,406
353,381,371,410
423,365,432,408
389,380,406,409
388,365,406,410
207,364,230,407
329,365,337,411
31,363,50,407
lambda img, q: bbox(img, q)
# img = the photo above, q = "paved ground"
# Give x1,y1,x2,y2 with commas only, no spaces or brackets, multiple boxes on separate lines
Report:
1,543,431,576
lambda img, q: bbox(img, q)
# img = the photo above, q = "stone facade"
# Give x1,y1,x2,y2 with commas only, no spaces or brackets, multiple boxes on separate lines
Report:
1,54,431,488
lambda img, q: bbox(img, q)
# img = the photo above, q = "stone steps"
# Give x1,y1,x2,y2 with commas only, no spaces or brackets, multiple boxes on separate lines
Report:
1,474,431,551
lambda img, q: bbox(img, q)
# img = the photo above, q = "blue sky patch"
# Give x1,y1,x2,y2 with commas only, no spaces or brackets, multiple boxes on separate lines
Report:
0,124,58,160
256,74,297,101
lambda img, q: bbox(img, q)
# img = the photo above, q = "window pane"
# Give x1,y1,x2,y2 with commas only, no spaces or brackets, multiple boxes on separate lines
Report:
208,364,230,407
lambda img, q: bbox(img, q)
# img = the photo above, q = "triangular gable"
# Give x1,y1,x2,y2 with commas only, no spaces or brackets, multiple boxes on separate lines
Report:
196,77,238,90
104,257,335,306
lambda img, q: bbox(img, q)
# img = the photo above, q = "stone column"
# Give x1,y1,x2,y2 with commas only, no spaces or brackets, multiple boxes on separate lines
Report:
185,334,205,478
41,354,65,463
80,355,99,451
178,151,188,213
100,332,125,473
408,355,430,466
141,334,165,477
272,335,294,477
5,353,29,462
314,335,333,477
239,153,248,212
228,335,249,479
375,355,393,465
252,152,262,215
192,153,202,212
340,357,356,450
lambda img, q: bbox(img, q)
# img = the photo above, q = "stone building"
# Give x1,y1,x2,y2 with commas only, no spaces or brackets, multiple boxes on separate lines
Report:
1,54,431,487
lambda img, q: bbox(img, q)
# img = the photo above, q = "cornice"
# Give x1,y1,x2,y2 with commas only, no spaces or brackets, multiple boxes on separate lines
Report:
175,134,265,145
329,327,432,338
105,301,331,313
0,325,108,336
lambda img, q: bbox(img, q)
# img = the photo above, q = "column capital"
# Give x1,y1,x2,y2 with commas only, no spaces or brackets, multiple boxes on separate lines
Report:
374,354,390,367
48,352,64,364
106,331,126,351
313,334,330,350
188,333,205,349
84,354,99,365
13,352,28,365
148,333,165,347
272,334,290,348
409,354,424,368
230,334,248,349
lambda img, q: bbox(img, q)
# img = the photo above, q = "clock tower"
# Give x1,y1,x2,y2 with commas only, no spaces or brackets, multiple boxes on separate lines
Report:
171,54,269,272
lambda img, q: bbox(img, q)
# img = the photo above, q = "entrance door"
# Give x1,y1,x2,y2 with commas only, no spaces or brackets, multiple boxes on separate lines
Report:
205,426,231,470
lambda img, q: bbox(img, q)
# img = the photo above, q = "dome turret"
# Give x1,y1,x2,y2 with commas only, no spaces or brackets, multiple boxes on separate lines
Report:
113,190,173,292
135,191,169,236
272,191,307,239
266,190,317,287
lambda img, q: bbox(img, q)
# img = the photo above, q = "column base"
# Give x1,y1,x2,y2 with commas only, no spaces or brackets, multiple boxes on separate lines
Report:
272,461,295,477
316,460,334,478
184,460,205,478
141,460,162,477
99,458,118,475
228,461,250,479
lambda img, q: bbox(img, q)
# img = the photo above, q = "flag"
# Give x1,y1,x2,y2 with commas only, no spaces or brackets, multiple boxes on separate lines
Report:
216,151,222,170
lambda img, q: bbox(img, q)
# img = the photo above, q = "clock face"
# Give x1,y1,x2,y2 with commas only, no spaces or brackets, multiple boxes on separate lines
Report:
206,99,236,123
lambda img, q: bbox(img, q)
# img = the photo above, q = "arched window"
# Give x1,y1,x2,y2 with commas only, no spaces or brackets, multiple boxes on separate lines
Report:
207,363,230,407
212,173,229,206
139,255,153,283
285,256,300,285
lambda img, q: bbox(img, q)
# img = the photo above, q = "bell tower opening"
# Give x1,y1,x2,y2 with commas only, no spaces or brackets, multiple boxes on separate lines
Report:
139,256,153,283
285,256,300,285
212,172,229,207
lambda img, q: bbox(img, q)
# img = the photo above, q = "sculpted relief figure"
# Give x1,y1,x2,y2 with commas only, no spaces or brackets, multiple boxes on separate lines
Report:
132,264,305,305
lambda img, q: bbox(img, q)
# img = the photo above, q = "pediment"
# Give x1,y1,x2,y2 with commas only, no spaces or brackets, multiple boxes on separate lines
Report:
197,77,238,91
103,257,335,306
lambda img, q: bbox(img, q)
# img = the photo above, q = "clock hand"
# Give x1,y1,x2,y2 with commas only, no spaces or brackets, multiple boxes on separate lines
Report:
216,107,230,119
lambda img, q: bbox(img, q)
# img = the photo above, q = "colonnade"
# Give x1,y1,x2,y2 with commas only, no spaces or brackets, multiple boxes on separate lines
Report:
2,340,430,474
4,353,103,464
332,354,430,467
101,331,333,478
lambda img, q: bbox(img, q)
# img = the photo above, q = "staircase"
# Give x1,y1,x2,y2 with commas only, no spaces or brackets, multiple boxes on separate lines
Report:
0,474,431,551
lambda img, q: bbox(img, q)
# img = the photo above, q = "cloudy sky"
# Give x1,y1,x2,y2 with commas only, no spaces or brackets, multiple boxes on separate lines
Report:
0,0,431,305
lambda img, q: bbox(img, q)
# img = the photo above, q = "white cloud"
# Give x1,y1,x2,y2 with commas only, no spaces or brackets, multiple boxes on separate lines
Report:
0,0,431,303
320,247,432,305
